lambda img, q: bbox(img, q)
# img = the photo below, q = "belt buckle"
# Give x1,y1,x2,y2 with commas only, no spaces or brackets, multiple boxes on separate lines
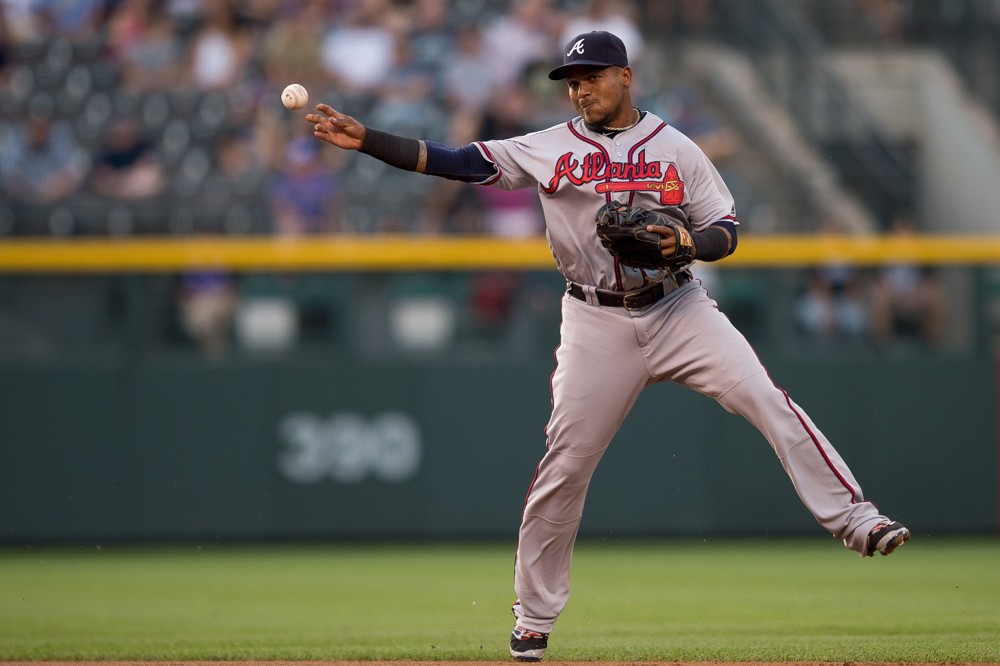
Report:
622,290,644,311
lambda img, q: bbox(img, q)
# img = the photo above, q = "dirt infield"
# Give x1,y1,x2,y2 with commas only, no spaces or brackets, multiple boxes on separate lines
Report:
0,662,987,666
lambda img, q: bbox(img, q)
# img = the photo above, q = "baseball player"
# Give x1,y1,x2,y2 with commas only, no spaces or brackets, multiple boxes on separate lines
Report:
306,30,910,662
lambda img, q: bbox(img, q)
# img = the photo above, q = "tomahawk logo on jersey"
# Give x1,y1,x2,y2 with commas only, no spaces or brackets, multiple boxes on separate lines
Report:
594,163,684,206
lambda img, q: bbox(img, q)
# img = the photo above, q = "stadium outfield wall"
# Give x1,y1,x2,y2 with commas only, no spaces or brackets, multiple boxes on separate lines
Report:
0,350,995,542
0,235,997,542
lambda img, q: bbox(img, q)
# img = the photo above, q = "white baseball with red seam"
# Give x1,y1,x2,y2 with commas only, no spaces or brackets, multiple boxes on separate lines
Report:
281,83,308,110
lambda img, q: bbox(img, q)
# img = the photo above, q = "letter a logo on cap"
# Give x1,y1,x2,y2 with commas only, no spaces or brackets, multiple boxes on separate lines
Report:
549,31,628,80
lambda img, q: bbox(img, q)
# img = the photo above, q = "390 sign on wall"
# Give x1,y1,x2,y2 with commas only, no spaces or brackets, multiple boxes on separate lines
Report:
277,412,423,484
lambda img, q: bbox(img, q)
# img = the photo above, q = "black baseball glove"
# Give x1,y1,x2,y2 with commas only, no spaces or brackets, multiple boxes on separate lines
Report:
595,201,694,271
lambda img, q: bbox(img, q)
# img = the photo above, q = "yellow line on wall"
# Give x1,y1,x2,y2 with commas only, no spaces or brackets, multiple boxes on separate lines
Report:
727,235,1000,266
0,235,999,273
0,236,554,272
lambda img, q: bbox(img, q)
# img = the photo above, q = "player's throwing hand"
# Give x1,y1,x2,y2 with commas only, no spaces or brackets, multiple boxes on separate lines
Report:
306,104,366,151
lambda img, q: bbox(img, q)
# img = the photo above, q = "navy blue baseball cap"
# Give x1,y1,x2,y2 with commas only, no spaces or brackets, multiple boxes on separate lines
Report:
548,30,629,80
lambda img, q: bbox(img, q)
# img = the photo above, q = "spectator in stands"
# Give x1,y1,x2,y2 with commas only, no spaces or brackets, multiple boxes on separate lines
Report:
181,1,253,92
869,211,946,348
106,0,183,93
2,0,44,44
34,0,106,41
200,127,269,232
795,220,869,344
320,0,399,94
481,0,560,87
259,0,327,93
0,103,87,206
368,31,439,134
177,267,238,359
163,0,201,36
408,0,455,75
795,266,869,343
270,136,343,235
441,23,495,112
106,0,156,57
88,115,166,201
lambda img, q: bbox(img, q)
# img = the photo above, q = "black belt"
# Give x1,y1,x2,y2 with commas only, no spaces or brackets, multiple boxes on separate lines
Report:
568,272,691,310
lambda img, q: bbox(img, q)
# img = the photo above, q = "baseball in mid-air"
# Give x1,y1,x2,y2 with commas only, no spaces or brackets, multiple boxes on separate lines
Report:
281,83,308,110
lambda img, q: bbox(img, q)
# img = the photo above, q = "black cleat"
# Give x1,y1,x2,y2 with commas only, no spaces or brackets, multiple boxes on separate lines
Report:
510,625,548,662
865,520,910,557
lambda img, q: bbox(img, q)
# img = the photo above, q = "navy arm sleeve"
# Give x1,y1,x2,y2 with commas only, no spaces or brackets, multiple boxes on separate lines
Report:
423,141,498,183
692,220,738,261
714,219,738,255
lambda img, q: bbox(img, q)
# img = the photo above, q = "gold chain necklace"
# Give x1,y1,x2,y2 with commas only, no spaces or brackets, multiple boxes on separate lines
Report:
603,107,641,132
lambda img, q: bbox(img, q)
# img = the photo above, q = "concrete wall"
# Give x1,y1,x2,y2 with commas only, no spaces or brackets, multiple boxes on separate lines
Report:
831,50,1000,232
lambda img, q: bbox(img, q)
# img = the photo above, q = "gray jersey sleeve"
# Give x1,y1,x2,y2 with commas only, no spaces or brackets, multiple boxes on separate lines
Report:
672,130,738,230
473,124,569,191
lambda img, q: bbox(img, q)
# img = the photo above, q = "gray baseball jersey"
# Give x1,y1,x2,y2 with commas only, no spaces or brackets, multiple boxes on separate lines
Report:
475,112,736,289
470,111,890,635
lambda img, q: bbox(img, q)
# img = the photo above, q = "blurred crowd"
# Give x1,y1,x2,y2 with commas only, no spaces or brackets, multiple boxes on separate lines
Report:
0,0,969,357
3,0,994,238
792,210,947,352
0,0,698,237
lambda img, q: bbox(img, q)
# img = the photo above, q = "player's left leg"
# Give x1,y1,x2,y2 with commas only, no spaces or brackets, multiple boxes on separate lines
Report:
645,283,907,556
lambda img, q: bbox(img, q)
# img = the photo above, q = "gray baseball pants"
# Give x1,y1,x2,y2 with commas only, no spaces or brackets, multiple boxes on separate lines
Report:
513,281,888,634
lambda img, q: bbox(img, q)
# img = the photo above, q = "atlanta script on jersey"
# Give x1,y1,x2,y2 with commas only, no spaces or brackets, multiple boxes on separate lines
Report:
471,111,738,291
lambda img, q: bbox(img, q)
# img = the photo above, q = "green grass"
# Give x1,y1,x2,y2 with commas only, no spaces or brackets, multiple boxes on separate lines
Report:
0,537,998,662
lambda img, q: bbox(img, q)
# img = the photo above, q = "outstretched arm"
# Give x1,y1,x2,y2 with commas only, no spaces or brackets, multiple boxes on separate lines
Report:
307,103,424,171
306,103,497,183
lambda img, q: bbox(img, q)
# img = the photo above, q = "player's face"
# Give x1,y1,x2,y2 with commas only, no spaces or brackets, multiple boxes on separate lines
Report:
564,65,632,128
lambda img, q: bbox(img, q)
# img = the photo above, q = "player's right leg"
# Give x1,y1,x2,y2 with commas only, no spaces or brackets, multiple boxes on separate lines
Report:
511,294,648,658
